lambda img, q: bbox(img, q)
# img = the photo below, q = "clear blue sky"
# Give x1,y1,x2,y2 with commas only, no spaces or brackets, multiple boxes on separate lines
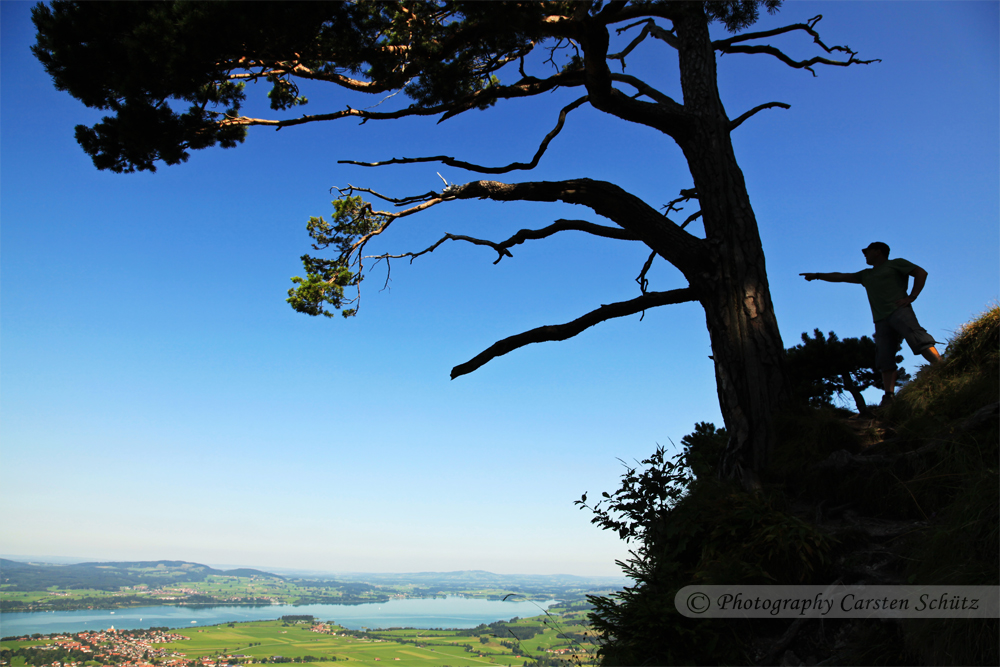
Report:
2,2,997,577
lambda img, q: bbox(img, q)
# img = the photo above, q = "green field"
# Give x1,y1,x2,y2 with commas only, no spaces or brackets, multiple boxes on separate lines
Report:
1,615,598,667
164,618,595,665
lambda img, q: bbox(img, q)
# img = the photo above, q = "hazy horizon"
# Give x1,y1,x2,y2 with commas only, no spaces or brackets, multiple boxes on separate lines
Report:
0,554,626,580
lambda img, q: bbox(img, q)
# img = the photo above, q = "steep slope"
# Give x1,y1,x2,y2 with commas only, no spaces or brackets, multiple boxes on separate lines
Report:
585,306,998,666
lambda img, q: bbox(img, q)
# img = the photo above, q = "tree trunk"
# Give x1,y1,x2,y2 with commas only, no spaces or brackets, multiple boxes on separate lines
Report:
842,373,870,415
696,214,789,479
672,6,789,480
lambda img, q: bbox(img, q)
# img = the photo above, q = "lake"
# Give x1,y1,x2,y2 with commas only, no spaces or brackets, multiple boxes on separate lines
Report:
0,597,558,637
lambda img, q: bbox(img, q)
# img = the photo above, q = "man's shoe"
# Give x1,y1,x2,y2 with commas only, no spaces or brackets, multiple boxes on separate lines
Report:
879,394,894,408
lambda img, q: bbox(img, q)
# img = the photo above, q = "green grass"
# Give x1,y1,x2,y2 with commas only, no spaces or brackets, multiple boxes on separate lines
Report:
885,306,999,666
0,639,51,651
140,617,598,666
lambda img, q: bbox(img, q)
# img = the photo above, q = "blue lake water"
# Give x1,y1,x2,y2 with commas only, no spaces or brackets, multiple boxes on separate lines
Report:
0,597,558,637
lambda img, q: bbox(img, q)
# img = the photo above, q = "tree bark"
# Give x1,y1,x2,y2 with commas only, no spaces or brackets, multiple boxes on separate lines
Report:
670,6,789,479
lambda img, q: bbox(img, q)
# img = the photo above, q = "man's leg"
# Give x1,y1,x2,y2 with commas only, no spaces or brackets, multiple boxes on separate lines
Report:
881,367,897,408
921,346,941,364
874,318,900,406
891,305,941,366
881,368,898,401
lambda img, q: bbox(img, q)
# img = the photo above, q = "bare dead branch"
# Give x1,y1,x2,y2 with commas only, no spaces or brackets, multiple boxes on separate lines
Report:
451,287,698,379
335,184,440,208
609,19,678,69
730,101,791,130
544,38,582,71
713,16,880,77
366,232,515,264
636,250,656,294
719,43,879,76
679,210,702,229
496,219,639,260
362,218,639,266
340,96,589,174
663,188,697,216
660,188,702,230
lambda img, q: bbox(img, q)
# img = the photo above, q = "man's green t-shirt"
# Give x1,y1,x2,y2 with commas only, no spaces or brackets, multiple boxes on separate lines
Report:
857,258,917,322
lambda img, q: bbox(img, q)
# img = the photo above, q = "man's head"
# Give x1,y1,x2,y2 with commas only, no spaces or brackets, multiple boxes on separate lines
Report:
863,242,890,265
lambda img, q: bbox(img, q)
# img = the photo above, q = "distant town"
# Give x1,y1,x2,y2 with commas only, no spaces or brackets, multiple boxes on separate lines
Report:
2,628,190,667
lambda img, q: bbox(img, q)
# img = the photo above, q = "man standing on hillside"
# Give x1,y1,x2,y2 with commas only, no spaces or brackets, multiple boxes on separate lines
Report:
800,242,941,407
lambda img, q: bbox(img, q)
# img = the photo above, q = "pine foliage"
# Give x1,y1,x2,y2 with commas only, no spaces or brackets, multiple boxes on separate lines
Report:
785,329,906,413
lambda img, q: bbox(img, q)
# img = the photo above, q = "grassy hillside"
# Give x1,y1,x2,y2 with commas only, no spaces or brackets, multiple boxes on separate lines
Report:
584,305,999,666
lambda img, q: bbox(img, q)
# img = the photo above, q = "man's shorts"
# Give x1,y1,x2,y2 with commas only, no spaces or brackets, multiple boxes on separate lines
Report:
874,305,937,371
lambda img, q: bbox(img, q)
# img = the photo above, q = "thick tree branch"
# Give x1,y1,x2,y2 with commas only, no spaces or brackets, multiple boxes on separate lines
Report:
340,96,589,174
331,180,651,278
451,287,697,379
448,179,707,274
579,14,695,140
609,73,681,108
327,179,694,323
730,101,791,130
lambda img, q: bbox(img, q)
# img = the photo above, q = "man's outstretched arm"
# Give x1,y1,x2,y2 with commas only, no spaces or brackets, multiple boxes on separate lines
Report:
800,272,862,283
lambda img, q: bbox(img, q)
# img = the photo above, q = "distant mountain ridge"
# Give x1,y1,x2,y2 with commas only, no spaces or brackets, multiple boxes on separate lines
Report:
0,558,284,592
1,558,624,591
325,569,625,587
